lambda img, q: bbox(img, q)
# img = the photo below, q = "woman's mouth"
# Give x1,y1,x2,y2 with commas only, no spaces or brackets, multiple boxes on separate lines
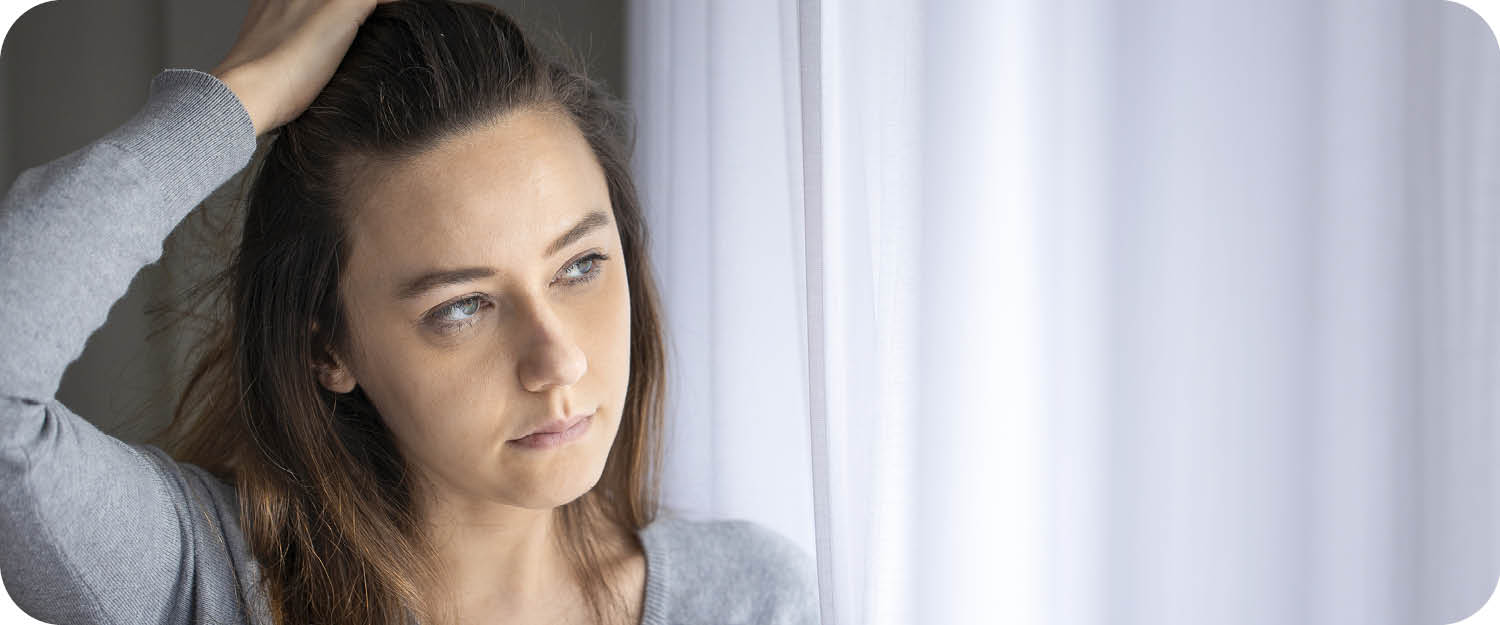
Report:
507,412,593,450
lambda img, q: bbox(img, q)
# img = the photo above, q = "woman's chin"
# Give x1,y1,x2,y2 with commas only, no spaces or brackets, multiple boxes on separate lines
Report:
496,451,613,509
503,472,608,510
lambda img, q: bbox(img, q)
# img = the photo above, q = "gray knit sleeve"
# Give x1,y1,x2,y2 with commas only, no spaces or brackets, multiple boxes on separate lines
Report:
0,69,257,624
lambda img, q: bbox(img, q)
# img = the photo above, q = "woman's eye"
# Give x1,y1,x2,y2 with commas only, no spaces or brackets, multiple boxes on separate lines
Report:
558,252,609,285
427,295,487,334
439,296,483,321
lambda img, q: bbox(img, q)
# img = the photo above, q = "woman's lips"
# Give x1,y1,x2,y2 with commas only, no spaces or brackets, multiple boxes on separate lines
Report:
508,413,593,450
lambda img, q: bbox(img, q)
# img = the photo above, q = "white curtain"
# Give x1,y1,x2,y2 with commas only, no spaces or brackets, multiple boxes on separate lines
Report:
626,0,819,556
631,1,1500,625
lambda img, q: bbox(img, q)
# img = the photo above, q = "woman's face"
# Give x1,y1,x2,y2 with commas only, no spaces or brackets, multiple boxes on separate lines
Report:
318,107,632,513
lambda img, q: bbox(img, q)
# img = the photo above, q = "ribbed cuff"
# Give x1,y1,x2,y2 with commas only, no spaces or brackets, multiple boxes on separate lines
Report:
104,68,257,209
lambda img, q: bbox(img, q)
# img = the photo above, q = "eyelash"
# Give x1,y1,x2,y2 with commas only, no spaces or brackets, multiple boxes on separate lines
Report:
425,252,610,334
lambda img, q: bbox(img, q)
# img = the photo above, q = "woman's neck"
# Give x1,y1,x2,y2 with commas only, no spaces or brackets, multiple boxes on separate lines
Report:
412,483,645,624
411,479,585,623
432,511,568,606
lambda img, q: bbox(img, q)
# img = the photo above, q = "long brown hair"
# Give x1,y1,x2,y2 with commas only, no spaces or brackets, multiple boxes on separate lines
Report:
149,2,666,623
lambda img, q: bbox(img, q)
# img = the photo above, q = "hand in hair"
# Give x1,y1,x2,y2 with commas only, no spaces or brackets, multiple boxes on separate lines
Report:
210,0,399,137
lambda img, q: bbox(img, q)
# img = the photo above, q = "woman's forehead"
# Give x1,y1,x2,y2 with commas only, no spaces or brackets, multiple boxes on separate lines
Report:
340,109,612,275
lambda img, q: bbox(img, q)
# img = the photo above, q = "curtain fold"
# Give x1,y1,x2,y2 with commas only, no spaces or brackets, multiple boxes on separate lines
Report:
626,0,819,556
630,1,1500,623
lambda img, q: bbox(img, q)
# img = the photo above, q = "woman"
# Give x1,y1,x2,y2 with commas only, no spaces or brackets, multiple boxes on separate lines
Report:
0,1,818,624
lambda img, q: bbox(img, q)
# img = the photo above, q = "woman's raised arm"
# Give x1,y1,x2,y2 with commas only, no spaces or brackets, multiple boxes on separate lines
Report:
0,66,260,625
0,2,388,622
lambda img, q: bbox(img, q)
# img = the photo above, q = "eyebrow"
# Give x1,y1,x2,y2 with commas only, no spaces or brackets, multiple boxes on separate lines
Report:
544,209,612,257
394,209,613,301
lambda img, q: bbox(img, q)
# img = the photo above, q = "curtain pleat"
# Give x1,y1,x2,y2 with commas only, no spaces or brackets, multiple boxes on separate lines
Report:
630,1,1500,623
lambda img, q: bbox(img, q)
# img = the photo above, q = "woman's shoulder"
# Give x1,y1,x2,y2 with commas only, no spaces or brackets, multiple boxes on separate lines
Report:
638,516,819,624
641,516,810,570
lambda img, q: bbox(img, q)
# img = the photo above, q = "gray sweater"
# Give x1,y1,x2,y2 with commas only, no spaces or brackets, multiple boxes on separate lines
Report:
0,68,818,625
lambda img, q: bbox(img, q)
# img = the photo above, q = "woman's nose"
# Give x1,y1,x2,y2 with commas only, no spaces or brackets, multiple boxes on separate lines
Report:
514,298,587,393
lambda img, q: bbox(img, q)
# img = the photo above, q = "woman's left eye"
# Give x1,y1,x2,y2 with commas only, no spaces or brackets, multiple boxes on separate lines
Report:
558,252,609,285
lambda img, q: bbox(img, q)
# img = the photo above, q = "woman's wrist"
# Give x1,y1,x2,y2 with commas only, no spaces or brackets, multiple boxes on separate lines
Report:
210,64,270,138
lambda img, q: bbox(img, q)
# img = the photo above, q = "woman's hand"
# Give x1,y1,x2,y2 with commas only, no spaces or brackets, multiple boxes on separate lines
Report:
211,0,397,137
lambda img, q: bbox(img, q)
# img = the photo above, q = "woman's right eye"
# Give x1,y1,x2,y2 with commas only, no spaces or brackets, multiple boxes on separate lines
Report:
427,295,488,333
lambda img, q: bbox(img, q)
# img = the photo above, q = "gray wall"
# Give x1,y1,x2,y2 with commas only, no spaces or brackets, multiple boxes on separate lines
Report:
0,0,625,442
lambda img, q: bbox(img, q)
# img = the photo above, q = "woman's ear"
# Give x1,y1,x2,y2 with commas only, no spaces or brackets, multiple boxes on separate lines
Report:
311,321,358,394
316,357,358,394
